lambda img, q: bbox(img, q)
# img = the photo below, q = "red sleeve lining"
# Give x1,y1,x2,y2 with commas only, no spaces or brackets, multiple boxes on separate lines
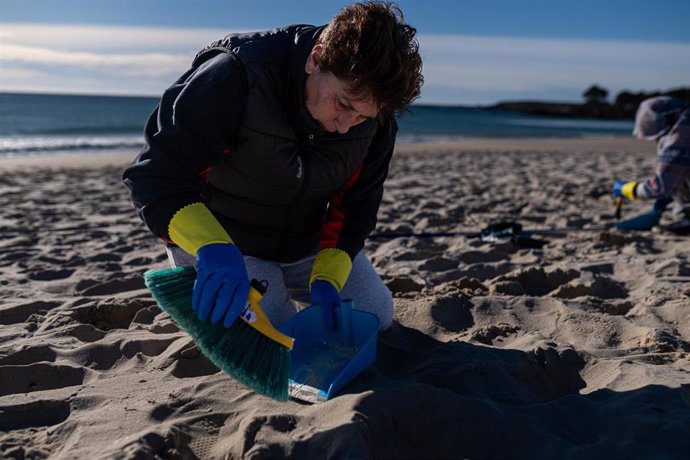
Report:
319,164,363,249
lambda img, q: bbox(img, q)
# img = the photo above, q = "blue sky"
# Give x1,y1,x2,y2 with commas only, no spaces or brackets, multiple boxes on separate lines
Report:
1,0,689,105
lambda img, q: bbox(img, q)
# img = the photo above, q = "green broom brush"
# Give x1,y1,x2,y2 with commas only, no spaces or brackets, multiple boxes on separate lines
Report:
143,266,294,401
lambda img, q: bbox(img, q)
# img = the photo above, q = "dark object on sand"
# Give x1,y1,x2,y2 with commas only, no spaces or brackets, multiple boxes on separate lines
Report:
369,221,561,248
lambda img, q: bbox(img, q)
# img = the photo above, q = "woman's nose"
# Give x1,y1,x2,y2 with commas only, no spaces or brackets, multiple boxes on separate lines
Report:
334,118,351,134
335,111,357,134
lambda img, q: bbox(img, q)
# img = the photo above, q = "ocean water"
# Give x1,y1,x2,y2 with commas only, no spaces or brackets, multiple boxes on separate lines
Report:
0,92,635,158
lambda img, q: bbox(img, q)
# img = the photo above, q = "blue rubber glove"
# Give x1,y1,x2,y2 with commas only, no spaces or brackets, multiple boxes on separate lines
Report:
193,243,250,328
612,180,626,198
613,180,638,200
310,280,341,332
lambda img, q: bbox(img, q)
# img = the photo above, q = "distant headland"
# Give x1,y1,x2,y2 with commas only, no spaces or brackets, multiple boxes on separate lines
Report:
488,85,690,120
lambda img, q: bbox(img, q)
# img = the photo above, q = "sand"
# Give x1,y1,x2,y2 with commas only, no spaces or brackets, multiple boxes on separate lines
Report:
1,137,689,459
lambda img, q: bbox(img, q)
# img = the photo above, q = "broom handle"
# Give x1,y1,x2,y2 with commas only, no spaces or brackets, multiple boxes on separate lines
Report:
241,287,295,350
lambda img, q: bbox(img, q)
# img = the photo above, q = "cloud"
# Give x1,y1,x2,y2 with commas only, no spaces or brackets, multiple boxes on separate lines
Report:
0,23,238,52
2,44,188,77
417,34,690,103
0,23,688,103
0,23,242,95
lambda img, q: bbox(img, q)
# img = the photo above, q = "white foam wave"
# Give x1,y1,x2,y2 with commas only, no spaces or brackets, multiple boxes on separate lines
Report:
0,134,144,155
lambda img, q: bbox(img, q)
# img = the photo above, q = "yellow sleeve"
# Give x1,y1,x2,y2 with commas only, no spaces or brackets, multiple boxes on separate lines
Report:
168,202,233,255
309,248,353,292
621,181,638,200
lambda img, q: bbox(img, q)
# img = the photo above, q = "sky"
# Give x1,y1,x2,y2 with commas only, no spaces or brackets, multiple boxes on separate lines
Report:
1,0,689,105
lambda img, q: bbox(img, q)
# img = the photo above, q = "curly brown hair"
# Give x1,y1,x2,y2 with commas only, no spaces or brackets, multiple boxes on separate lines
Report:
317,1,423,119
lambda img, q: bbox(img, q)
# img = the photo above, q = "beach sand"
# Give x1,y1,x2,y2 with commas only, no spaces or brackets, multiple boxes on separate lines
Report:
1,137,689,459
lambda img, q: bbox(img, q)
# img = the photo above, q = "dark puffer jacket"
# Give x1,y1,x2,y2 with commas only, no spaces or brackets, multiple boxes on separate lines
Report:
123,25,397,262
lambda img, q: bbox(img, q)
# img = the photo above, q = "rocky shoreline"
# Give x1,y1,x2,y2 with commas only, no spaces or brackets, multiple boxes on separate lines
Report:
488,86,690,120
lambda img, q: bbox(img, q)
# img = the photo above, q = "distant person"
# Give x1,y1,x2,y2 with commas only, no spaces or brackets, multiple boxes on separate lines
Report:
122,2,423,332
613,96,690,231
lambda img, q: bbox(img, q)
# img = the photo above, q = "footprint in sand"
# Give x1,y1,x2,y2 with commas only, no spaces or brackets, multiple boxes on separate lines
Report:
0,300,61,325
29,269,75,281
550,274,628,300
458,248,510,264
69,298,155,331
0,362,85,397
469,323,520,345
385,276,425,294
137,415,226,458
639,329,690,354
490,280,526,296
428,296,474,332
75,275,145,296
184,416,228,459
653,259,690,276
580,263,615,275
124,256,156,266
493,267,580,296
419,256,458,272
463,262,514,282
87,253,122,263
0,399,71,431
436,277,489,297
0,344,57,366
566,298,635,316
392,250,439,262
169,344,220,379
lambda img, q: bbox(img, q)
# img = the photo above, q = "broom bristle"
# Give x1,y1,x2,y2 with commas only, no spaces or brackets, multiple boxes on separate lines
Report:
143,266,290,401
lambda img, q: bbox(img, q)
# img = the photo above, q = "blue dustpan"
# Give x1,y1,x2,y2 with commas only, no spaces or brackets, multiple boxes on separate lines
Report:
616,197,670,231
615,210,662,230
278,299,379,403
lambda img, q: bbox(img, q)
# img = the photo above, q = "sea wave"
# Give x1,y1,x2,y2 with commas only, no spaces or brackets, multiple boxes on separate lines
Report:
396,133,470,144
0,135,145,156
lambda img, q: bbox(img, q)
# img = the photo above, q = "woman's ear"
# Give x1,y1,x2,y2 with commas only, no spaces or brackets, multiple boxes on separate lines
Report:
305,44,323,75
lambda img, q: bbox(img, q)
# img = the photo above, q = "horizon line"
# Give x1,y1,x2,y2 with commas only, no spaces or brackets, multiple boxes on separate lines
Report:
0,90,581,107
2,88,687,108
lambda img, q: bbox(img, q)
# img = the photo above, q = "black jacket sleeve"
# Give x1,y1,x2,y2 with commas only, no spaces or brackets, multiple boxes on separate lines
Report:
320,118,397,259
122,52,247,239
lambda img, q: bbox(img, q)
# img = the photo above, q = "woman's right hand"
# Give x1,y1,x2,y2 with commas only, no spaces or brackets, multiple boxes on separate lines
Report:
193,243,250,328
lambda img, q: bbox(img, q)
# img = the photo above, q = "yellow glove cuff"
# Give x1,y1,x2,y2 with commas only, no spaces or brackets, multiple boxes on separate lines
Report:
310,248,353,292
621,181,638,201
168,202,233,256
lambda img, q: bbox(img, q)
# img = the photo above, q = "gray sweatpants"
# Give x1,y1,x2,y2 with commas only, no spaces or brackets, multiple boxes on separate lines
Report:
671,178,690,222
166,246,393,330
